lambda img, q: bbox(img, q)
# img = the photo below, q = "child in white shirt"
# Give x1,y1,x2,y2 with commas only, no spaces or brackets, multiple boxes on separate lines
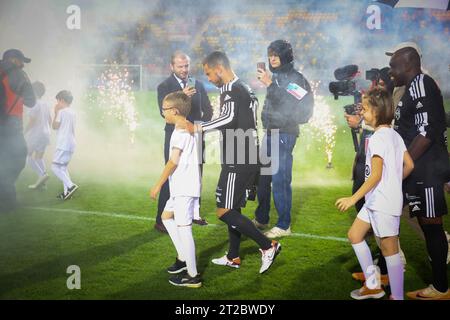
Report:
25,81,51,189
51,90,78,200
336,87,414,300
150,91,202,288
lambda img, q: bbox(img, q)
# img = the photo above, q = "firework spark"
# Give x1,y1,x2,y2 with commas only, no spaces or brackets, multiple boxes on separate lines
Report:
301,81,337,167
90,62,139,143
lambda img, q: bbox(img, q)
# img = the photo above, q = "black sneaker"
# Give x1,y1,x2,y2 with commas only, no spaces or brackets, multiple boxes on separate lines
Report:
167,258,187,274
169,273,202,288
64,184,79,200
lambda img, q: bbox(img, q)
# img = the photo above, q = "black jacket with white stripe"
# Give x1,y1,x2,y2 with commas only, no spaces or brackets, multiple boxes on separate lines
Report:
201,77,259,172
394,73,449,178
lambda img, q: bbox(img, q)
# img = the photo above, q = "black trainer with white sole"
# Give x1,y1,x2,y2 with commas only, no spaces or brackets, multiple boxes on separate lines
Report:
64,184,79,200
169,273,202,288
167,258,187,274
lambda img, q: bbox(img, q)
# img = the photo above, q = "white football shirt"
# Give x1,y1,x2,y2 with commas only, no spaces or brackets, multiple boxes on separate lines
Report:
55,107,76,152
168,129,201,197
364,127,406,216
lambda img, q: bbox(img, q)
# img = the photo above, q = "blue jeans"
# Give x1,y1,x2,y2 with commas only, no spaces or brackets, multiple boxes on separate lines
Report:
255,132,297,230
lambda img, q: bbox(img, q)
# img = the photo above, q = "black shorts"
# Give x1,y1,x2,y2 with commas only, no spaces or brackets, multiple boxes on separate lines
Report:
404,173,448,218
216,168,258,209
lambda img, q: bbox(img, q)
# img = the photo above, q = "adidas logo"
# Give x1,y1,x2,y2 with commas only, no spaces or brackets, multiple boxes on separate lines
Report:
416,102,423,109
412,205,420,212
224,94,232,101
216,197,221,202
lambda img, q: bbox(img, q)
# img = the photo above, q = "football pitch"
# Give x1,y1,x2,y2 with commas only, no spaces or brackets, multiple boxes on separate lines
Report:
0,91,449,300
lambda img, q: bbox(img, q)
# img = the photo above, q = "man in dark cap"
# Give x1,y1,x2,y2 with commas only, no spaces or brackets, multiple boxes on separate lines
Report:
253,40,313,238
0,49,36,213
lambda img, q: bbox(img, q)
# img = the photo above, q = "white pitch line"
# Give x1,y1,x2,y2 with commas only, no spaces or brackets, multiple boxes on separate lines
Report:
25,206,348,243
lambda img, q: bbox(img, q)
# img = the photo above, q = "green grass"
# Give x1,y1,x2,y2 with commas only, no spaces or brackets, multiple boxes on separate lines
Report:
0,92,449,300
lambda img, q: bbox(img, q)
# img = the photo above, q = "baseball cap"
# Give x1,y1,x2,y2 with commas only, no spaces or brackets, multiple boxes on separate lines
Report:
2,49,31,63
385,41,422,58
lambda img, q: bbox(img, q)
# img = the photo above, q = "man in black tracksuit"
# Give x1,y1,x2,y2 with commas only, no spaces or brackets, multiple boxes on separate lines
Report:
184,51,281,275
254,40,313,238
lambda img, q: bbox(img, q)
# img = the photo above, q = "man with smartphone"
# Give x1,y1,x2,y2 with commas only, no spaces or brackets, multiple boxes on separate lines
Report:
154,51,213,233
253,40,313,238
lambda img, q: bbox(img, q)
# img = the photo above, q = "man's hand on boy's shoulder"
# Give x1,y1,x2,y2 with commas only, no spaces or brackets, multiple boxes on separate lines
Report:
175,118,195,134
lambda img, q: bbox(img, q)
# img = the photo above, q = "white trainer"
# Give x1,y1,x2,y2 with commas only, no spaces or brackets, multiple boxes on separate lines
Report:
211,254,241,269
34,174,49,189
252,219,268,230
264,226,291,239
259,241,281,274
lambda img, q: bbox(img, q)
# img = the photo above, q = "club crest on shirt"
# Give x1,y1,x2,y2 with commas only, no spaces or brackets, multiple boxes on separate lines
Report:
365,164,370,179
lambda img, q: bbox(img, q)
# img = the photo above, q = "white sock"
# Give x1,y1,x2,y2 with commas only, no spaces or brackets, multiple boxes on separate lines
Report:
35,158,47,176
28,156,44,177
193,203,200,220
178,225,197,277
162,218,185,262
352,241,375,283
52,164,70,193
385,254,404,300
62,166,74,188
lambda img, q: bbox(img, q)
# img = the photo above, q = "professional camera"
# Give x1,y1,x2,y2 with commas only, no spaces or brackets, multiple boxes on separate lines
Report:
365,68,381,82
329,64,362,152
328,64,359,100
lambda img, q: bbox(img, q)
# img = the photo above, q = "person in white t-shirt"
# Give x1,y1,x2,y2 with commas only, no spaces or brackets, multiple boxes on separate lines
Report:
24,81,52,189
150,91,202,288
336,87,414,300
51,90,78,200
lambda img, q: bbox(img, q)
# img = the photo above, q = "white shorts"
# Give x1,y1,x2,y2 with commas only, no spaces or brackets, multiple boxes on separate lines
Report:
164,196,199,226
53,149,73,166
357,206,400,238
26,136,49,153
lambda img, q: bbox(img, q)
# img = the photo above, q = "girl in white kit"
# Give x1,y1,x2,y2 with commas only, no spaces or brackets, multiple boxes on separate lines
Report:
336,87,414,300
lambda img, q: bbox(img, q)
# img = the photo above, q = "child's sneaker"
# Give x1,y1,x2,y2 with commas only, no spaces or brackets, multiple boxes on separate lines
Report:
211,254,241,268
64,184,79,200
350,284,386,300
406,285,450,300
351,272,390,286
167,258,187,274
259,240,281,274
34,174,49,189
169,273,202,288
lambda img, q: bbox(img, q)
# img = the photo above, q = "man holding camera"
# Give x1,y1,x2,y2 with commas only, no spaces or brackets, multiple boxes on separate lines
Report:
253,39,314,238
154,51,213,232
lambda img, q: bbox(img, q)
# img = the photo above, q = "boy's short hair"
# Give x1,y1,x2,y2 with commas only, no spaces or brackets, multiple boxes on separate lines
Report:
202,51,231,69
363,87,393,127
163,91,191,117
32,81,45,98
56,90,73,104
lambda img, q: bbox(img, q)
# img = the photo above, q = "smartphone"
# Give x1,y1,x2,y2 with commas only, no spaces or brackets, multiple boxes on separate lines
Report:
187,77,196,88
257,62,266,71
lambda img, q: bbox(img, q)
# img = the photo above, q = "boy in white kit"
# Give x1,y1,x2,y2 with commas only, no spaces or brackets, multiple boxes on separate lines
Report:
25,81,52,189
150,91,202,288
51,90,78,200
336,87,414,300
